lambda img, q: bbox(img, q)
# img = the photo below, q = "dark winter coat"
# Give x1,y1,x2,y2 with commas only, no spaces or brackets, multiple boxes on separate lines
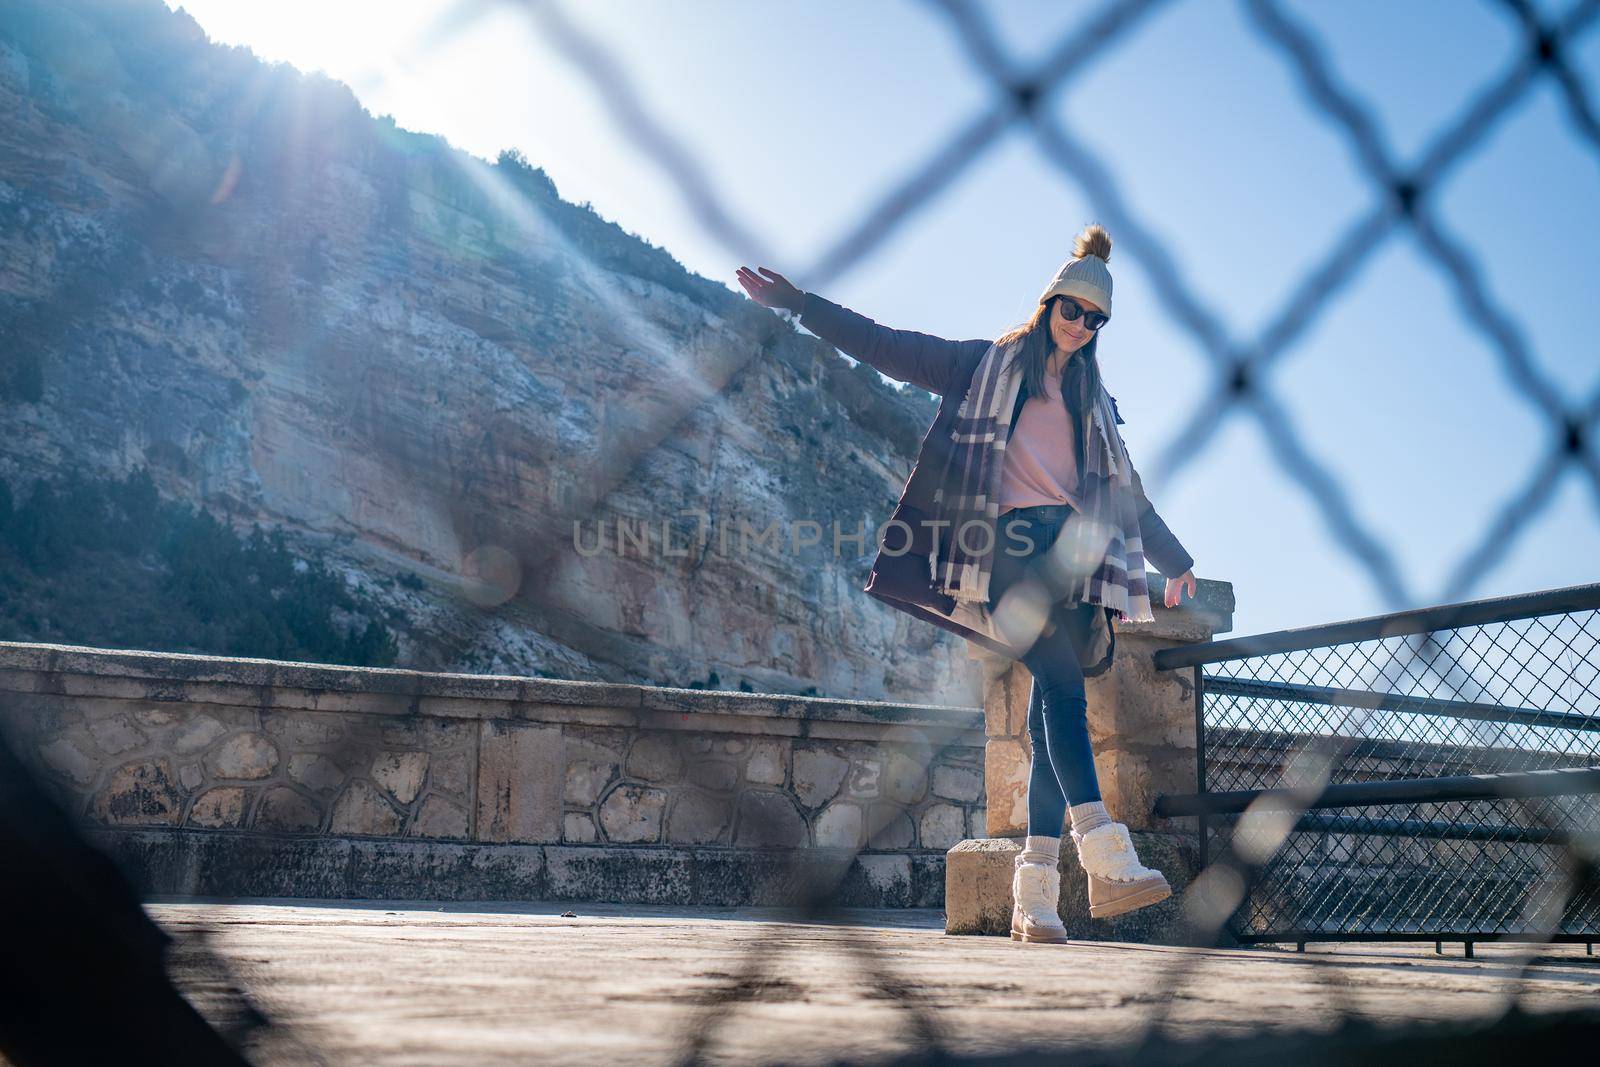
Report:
797,291,1196,676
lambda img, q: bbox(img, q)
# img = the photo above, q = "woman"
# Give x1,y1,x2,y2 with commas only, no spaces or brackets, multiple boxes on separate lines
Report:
735,224,1197,942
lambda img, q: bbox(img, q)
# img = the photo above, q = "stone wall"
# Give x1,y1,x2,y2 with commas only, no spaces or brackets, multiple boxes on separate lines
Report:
0,642,984,907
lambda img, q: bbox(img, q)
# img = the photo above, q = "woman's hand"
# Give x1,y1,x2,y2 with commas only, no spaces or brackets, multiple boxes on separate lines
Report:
735,266,804,314
1163,569,1197,608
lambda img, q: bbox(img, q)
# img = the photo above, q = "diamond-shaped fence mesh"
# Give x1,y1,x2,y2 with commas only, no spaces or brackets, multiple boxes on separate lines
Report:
7,0,1600,1063
500,0,1600,621
1153,583,1600,944
483,0,1600,1057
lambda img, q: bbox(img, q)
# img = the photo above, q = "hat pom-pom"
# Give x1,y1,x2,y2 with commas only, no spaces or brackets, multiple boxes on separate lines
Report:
1073,224,1112,263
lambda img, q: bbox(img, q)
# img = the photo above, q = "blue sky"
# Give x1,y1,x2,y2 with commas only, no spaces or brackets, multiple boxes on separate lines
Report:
166,0,1600,640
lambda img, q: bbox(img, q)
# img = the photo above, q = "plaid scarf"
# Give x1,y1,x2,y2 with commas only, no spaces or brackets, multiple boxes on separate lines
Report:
927,338,1155,624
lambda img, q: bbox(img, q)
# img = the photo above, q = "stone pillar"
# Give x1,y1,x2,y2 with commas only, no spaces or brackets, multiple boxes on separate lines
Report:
946,576,1234,940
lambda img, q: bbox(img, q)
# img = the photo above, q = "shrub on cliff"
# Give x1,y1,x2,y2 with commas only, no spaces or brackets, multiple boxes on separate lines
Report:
0,468,399,667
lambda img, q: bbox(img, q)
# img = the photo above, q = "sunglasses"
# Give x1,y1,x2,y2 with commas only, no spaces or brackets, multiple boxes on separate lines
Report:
1056,296,1109,331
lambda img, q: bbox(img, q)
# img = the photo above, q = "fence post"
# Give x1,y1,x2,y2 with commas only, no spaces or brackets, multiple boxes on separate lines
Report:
945,575,1234,939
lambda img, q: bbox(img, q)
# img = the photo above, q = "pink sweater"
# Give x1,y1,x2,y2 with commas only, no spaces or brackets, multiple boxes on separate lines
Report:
998,370,1081,515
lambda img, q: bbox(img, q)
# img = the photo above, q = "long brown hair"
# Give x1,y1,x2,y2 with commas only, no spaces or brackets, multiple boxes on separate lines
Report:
994,297,1102,410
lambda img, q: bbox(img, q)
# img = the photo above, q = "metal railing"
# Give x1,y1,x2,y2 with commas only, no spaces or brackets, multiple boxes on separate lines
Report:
1154,581,1600,951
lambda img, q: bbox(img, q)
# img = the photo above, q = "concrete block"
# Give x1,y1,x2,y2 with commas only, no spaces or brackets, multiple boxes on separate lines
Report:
944,832,1202,943
543,845,692,904
193,831,355,897
345,839,546,900
476,721,562,843
687,848,818,907
834,852,912,907
944,837,1022,935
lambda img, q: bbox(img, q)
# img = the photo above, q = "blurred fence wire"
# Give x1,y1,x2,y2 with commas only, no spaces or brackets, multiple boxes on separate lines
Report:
7,0,1600,1063
516,0,1600,613
482,0,1600,1062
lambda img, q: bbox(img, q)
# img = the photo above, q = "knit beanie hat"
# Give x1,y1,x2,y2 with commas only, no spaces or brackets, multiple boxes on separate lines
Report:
1038,224,1113,317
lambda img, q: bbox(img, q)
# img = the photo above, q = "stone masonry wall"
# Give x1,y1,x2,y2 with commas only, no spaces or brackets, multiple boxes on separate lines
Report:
0,642,984,907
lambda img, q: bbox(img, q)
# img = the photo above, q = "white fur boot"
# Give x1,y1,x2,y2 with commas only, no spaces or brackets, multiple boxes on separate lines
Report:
1010,859,1070,944
1071,822,1172,919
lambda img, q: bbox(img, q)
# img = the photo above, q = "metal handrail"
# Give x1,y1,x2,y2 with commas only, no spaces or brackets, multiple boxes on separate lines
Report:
1154,765,1600,817
1199,676,1600,734
1152,579,1600,944
1203,811,1576,846
1152,581,1600,671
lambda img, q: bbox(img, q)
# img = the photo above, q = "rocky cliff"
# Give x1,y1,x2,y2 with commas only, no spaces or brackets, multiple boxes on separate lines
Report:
0,0,983,705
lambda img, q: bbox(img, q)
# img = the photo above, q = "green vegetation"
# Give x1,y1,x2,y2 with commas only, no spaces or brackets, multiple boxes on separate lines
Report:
0,468,398,667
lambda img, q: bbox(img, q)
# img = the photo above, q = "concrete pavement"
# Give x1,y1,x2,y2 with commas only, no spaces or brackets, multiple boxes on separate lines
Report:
147,899,1600,1066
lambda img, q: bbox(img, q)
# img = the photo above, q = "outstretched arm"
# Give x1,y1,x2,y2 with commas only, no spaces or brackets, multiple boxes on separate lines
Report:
736,266,978,396
797,291,982,396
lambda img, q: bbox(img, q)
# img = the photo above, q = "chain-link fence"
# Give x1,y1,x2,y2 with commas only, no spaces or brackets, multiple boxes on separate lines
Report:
514,0,1600,610
6,0,1600,1063
1154,580,1600,948
494,0,1600,1060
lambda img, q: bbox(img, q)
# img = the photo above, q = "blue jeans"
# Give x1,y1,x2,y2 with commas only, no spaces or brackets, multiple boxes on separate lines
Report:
985,504,1104,836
